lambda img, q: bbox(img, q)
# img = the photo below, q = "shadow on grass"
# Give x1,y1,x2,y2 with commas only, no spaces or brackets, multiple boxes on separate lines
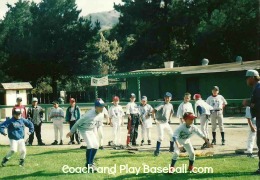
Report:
29,148,82,156
3,171,63,179
112,171,256,180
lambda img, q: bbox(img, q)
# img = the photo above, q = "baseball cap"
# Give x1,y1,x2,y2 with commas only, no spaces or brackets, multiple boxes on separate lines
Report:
130,93,136,98
52,100,59,104
32,97,38,102
193,94,201,100
141,96,147,101
246,70,259,77
16,97,22,102
183,112,197,120
212,86,219,91
70,98,75,103
164,92,172,98
95,98,106,107
13,108,21,115
113,96,119,102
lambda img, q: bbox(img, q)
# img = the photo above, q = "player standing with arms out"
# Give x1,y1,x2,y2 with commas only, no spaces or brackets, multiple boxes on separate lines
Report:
108,96,125,148
27,97,45,146
1,108,34,167
206,86,227,145
66,98,106,172
177,93,194,124
126,93,140,146
152,92,174,156
65,98,81,145
242,99,256,157
169,112,212,173
193,94,213,149
245,70,260,174
139,96,153,146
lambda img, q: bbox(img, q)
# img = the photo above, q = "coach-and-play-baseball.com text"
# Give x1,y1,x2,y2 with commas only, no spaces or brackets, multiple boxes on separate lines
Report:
62,164,214,174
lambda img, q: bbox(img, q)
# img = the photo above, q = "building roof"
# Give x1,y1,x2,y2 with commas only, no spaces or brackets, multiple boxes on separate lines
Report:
1,82,33,90
78,60,260,79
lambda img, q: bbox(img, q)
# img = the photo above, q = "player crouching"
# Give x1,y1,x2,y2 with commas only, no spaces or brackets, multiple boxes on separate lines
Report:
169,112,212,173
0,108,34,167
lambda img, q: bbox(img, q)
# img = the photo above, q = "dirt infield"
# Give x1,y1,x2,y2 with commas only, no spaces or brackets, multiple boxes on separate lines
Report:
0,117,255,156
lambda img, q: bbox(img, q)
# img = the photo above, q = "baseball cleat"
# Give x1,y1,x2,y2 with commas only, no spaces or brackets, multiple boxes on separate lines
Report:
221,140,225,145
148,140,151,145
1,157,8,167
19,159,24,167
211,139,216,145
141,140,144,146
154,150,159,156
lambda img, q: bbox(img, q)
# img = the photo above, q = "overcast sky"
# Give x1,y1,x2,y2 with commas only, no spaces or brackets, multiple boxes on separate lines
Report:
0,0,122,19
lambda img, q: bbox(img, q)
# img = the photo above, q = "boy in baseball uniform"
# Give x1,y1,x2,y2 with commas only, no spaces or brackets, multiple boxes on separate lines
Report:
177,93,194,124
243,99,256,157
140,96,153,146
66,98,105,172
108,96,125,148
193,94,213,149
206,86,227,145
169,112,212,173
152,92,174,156
1,108,34,167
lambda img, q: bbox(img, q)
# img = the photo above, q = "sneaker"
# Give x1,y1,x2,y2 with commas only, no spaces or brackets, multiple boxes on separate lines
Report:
38,142,45,146
59,140,63,145
169,147,174,152
132,142,139,146
247,153,255,158
76,140,81,145
80,139,84,142
141,140,144,146
154,150,159,156
201,142,207,149
19,159,24,167
211,139,216,145
222,140,225,145
148,140,151,145
99,146,104,150
51,140,58,145
68,141,73,145
1,157,8,167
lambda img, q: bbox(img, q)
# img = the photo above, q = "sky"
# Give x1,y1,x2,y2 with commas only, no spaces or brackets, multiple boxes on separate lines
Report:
0,0,122,19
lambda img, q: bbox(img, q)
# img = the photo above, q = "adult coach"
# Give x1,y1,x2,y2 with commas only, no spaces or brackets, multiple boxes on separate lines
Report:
246,69,260,174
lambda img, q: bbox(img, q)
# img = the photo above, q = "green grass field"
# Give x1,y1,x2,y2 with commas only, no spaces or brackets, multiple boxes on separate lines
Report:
0,145,259,180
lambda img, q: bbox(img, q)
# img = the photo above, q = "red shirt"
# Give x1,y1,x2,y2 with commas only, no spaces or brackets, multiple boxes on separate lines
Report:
12,105,27,118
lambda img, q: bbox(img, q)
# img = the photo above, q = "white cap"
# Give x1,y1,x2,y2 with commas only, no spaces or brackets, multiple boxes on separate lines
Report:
246,70,259,77
32,97,38,102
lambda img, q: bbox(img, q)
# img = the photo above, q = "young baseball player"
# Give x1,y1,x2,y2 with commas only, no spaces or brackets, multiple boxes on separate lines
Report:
94,106,109,150
169,112,212,173
206,86,227,145
49,101,65,145
193,94,213,149
177,93,194,124
139,96,153,146
243,99,256,157
108,96,125,148
126,93,140,146
152,92,174,156
65,98,81,145
1,108,34,167
66,98,106,172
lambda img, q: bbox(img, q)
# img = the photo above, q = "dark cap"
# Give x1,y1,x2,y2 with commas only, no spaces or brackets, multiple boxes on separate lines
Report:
141,96,147,101
130,93,136,98
16,97,22,102
95,98,106,107
13,108,21,115
212,86,219,91
52,101,59,105
164,92,172,98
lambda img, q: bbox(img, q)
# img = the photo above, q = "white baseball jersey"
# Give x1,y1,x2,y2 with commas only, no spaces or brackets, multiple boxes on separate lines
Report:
194,99,213,117
173,123,205,142
126,102,139,114
139,104,153,121
108,105,125,120
176,102,194,119
245,106,256,124
154,102,174,122
206,95,227,110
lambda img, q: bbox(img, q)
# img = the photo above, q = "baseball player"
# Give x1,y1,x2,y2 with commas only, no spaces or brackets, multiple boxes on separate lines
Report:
12,97,27,118
94,106,109,150
49,101,65,145
177,93,194,124
152,92,174,156
193,94,213,149
206,86,227,145
139,96,153,146
126,93,140,146
1,108,34,167
243,99,256,158
65,98,81,145
169,112,212,173
108,96,125,148
66,98,105,172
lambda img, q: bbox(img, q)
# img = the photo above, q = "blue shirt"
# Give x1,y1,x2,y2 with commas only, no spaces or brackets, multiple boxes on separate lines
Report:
0,117,34,140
